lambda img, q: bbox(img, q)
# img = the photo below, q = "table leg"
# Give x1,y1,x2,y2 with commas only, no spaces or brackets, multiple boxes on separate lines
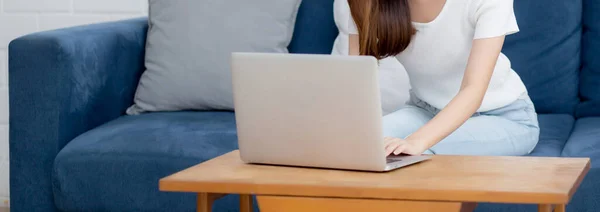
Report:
240,194,253,212
460,203,478,212
538,204,552,212
197,193,225,212
554,204,565,212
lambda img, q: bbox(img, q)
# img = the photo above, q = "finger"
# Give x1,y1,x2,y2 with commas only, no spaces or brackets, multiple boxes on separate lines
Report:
386,143,399,155
384,137,396,148
386,143,400,155
393,144,406,155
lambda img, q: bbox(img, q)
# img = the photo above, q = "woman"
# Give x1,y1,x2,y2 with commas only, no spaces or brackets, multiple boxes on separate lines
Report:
338,0,540,156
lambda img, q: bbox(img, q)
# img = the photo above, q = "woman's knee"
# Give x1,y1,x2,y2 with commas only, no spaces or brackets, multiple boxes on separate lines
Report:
428,118,540,156
382,106,432,138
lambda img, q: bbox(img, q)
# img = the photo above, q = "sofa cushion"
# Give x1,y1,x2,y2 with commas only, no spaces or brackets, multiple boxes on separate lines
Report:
562,117,600,168
288,0,338,54
52,111,256,212
578,0,600,117
502,0,582,114
527,114,575,157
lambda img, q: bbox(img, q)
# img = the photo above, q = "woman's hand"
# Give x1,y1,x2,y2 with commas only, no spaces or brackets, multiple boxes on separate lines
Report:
384,137,427,156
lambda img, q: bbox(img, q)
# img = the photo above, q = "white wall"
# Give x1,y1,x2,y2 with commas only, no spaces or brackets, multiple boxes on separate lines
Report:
0,0,148,207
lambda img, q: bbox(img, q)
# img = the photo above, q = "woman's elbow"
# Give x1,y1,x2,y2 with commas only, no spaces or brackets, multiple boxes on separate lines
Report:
460,86,487,107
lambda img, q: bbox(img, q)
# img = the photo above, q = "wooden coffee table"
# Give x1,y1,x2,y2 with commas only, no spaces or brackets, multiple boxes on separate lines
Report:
159,150,590,212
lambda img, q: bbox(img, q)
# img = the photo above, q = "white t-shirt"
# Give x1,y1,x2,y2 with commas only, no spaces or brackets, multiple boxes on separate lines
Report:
332,0,411,115
339,0,527,112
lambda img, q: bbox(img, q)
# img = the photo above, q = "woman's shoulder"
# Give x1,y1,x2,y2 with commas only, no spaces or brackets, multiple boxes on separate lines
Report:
333,0,351,18
333,0,349,12
464,0,519,39
431,0,515,22
333,0,358,35
465,0,515,13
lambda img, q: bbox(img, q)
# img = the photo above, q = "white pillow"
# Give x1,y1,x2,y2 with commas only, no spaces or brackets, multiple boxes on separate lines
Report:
331,1,410,115
126,0,301,114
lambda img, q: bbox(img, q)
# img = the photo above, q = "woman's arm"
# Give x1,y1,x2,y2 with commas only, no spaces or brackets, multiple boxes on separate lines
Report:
387,36,506,155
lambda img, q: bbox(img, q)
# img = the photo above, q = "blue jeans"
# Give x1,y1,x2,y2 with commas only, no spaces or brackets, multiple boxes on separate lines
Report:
383,93,540,156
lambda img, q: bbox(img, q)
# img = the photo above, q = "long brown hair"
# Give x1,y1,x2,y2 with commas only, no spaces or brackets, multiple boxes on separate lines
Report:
348,0,415,60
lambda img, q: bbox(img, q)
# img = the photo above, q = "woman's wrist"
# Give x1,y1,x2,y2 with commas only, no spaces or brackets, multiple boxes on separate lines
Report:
405,137,432,153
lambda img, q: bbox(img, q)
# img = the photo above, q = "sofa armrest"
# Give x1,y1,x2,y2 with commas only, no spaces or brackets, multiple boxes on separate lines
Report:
9,18,148,212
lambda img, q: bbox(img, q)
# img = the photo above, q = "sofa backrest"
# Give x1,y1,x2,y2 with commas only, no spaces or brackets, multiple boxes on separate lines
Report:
288,0,584,115
579,0,600,117
288,0,339,54
503,0,582,115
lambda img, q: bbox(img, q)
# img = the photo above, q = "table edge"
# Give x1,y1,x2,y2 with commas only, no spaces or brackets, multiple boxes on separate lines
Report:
567,159,592,201
159,151,592,205
158,179,571,204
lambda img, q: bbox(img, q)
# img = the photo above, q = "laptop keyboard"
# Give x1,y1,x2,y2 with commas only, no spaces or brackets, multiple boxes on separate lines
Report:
386,157,403,164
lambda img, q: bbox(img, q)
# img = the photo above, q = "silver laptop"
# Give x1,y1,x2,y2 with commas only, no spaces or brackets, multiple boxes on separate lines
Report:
231,52,431,172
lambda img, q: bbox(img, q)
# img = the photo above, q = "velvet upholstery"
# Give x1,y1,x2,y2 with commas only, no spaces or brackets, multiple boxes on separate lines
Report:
52,112,252,211
502,0,582,114
579,0,600,117
527,114,575,157
562,118,600,168
288,0,338,54
9,18,148,212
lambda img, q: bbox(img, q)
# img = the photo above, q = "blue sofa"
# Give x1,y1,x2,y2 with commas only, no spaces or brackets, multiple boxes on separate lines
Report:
8,0,600,211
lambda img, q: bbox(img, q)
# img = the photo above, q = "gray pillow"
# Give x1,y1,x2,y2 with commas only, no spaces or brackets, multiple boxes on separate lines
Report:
127,0,302,115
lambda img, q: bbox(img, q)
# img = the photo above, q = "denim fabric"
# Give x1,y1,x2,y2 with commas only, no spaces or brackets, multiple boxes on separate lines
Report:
578,0,600,117
502,0,582,114
561,117,600,168
288,0,338,54
528,114,575,157
53,111,253,212
383,93,539,156
9,18,148,212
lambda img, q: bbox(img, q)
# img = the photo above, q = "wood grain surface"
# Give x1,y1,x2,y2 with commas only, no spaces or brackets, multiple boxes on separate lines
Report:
161,151,590,204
